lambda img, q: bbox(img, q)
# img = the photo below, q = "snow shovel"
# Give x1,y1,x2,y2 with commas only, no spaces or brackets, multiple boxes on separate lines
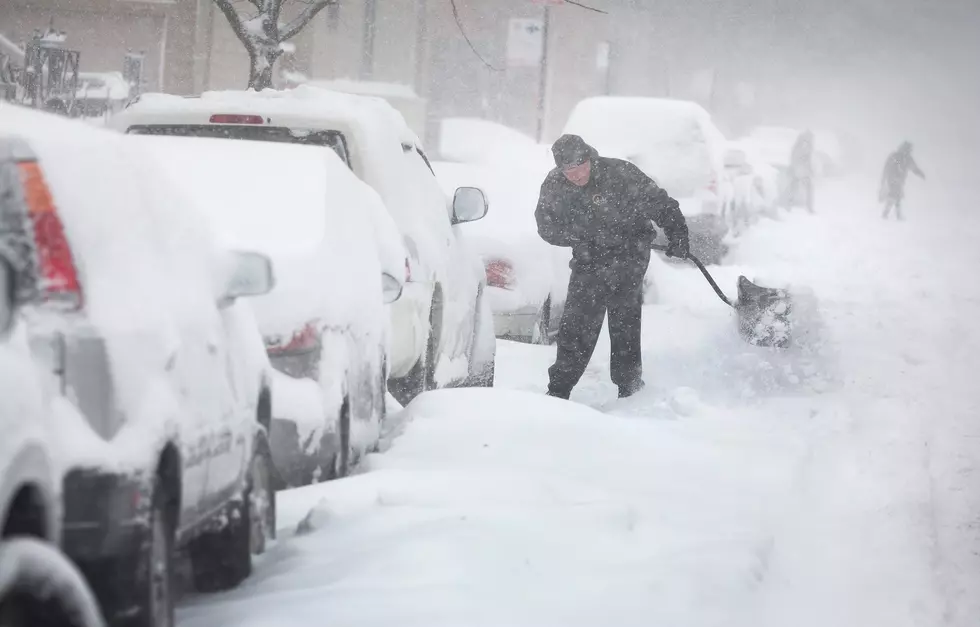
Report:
651,244,793,348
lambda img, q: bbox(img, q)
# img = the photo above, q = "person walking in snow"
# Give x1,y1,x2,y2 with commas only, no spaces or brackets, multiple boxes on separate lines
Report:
880,141,925,220
535,134,689,400
783,129,816,213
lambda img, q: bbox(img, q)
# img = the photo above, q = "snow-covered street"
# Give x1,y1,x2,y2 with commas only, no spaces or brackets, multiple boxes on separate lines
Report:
177,179,980,627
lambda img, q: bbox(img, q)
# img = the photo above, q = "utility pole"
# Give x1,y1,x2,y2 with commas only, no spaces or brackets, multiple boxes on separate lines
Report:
535,5,550,142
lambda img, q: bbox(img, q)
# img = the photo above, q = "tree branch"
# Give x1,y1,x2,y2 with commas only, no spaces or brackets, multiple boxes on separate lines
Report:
279,0,335,42
213,0,258,53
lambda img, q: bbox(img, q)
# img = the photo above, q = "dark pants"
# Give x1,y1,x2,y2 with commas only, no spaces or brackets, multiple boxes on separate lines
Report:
785,176,814,213
548,259,647,397
882,188,904,220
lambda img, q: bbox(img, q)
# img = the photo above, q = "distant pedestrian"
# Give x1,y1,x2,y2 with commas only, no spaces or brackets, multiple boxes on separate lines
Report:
535,134,689,400
783,130,815,213
880,141,925,220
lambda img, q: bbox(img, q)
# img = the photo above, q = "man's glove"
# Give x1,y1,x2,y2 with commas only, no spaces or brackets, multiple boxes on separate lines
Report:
665,235,690,259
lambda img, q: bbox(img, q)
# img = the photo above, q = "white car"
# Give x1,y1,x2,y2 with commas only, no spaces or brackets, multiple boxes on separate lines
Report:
0,248,104,626
563,97,730,264
433,119,568,344
111,86,497,405
136,134,406,486
431,160,568,344
721,140,781,233
1,106,278,627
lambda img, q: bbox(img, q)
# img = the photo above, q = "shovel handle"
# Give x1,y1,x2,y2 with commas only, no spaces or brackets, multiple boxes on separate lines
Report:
651,244,735,308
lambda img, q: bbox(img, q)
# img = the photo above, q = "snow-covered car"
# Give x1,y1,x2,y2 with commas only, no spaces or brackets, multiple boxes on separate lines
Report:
1,107,278,627
563,97,730,264
111,87,497,405
0,249,105,627
431,160,568,344
721,140,781,233
432,118,568,343
136,134,406,486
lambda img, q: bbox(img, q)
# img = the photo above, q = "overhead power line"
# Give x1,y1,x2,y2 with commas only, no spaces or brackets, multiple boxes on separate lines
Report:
565,0,608,14
449,0,504,72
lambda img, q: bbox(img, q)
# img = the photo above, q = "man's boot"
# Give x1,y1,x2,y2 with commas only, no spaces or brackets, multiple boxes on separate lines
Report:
618,380,646,399
546,387,571,400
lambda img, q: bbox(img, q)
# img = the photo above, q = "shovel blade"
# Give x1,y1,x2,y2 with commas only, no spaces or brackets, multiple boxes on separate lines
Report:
735,276,793,348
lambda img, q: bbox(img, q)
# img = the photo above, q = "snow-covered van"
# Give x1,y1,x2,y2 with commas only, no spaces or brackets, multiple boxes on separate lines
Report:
1,106,279,627
111,87,497,404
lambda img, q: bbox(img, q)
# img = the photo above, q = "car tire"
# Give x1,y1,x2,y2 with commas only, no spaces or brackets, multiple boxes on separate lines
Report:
388,304,439,405
331,397,352,479
189,475,254,593
124,483,176,627
0,538,105,627
249,437,276,555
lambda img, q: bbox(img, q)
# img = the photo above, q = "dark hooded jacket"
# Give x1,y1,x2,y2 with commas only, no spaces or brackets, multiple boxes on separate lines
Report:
534,135,688,271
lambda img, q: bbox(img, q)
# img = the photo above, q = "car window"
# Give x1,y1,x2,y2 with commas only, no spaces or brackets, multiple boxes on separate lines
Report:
126,124,352,169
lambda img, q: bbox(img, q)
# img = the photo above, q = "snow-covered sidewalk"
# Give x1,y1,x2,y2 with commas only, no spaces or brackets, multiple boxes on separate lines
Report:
178,179,980,627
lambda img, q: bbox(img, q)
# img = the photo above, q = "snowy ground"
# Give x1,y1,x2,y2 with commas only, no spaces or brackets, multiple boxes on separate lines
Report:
178,179,980,627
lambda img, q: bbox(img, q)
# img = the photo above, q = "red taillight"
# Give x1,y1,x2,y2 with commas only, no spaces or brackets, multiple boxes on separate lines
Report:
485,259,514,289
18,162,83,309
266,320,320,355
708,174,718,195
208,114,264,125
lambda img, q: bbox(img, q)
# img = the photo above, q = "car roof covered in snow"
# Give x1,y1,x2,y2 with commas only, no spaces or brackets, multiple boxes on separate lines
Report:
564,96,726,158
111,86,422,150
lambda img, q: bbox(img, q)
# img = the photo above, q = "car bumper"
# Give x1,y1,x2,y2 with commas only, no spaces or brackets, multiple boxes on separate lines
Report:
387,282,430,378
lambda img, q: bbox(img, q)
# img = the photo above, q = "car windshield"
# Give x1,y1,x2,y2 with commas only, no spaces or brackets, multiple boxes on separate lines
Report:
126,124,351,168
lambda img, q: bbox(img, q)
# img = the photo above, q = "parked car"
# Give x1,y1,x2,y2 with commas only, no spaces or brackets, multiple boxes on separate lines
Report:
721,140,781,233
0,250,105,627
431,160,568,344
111,86,497,405
1,106,278,627
136,133,406,486
563,97,730,264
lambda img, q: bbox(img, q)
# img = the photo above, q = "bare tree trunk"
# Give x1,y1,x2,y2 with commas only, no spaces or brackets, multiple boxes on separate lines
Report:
248,49,281,90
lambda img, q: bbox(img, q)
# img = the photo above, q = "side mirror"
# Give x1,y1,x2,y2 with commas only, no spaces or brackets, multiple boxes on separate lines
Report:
0,257,17,337
451,186,488,225
381,272,403,304
223,251,275,304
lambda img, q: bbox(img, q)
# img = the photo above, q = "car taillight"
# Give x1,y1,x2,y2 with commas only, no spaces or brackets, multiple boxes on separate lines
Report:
265,320,320,355
708,175,718,195
208,114,264,124
18,161,83,309
485,259,514,290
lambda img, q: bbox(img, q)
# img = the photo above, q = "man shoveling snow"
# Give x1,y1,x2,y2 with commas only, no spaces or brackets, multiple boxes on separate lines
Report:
535,134,690,400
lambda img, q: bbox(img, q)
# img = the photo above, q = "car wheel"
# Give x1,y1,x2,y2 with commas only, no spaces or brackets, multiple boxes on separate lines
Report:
331,397,352,479
0,539,105,627
388,313,438,405
120,484,176,627
189,476,253,593
249,438,276,555
531,297,552,345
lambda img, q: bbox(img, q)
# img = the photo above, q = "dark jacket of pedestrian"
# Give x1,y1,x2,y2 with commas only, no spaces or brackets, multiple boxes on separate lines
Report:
535,135,689,274
880,141,925,202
